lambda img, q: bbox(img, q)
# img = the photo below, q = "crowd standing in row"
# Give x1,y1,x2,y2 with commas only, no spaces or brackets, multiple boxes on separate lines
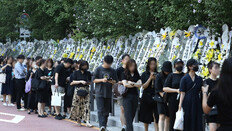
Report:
0,54,232,131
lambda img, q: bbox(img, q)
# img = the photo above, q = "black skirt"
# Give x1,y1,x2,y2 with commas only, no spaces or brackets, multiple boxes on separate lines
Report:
157,102,169,117
139,93,159,124
36,89,49,103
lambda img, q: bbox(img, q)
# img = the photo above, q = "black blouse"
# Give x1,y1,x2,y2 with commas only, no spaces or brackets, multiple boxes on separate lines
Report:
141,71,156,94
71,70,91,88
122,72,141,95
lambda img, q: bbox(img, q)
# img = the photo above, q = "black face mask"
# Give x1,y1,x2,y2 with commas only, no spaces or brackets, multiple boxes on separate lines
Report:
176,66,183,72
193,66,199,72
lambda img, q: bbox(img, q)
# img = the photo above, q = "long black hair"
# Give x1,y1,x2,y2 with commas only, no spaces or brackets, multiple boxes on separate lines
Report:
216,58,232,104
146,57,157,73
124,59,139,80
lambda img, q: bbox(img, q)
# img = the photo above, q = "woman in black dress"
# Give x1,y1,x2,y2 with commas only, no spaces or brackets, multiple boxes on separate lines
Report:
122,59,142,131
1,56,14,106
179,59,203,131
155,61,172,131
139,57,159,131
26,61,37,114
163,58,185,131
35,59,50,118
202,58,232,131
45,58,54,115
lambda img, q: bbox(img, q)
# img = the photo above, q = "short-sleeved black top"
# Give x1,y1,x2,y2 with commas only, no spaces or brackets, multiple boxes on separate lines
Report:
116,66,125,81
93,65,118,98
164,73,185,98
155,72,168,93
207,89,232,126
45,68,54,77
52,64,71,87
71,70,91,88
121,72,141,95
35,68,47,89
204,78,218,94
141,71,156,94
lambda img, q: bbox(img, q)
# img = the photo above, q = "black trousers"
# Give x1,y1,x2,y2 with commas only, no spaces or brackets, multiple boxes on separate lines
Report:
123,94,138,131
64,87,73,113
168,96,179,131
27,91,37,110
96,97,111,128
15,79,26,109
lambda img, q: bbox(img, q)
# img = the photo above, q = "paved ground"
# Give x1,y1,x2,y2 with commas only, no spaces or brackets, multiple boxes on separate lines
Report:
0,102,98,131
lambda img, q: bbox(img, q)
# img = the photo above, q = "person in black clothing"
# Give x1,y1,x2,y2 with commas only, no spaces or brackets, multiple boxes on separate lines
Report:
202,58,232,131
70,60,92,127
203,61,220,131
163,58,185,131
52,58,73,120
1,56,14,106
122,59,142,131
155,61,172,131
116,54,130,131
26,61,37,114
45,58,54,115
179,59,203,131
139,57,159,131
93,55,118,131
35,59,50,118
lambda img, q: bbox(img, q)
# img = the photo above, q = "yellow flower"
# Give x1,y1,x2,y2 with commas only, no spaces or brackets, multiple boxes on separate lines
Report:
1,53,4,56
209,41,214,47
175,45,180,49
199,41,203,46
13,49,16,51
107,46,110,49
79,54,83,59
77,48,80,52
120,45,123,48
162,32,167,40
157,44,160,48
149,49,152,51
218,53,222,61
169,31,176,39
172,55,176,60
201,66,209,77
100,53,103,58
62,53,68,58
69,52,75,59
90,53,93,59
185,32,191,37
91,47,96,53
66,48,69,50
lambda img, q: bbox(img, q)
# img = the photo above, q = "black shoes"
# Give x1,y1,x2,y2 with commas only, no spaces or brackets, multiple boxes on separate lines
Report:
38,114,48,118
55,114,63,120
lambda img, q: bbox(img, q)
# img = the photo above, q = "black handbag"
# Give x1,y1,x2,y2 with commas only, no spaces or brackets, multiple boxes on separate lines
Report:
153,93,164,103
209,105,218,116
76,89,88,97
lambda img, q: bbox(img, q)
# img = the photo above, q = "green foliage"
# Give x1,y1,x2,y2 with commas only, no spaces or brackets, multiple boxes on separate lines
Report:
0,0,232,42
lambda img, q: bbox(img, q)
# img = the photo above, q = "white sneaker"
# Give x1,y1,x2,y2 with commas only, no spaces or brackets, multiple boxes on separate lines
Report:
18,108,26,111
3,102,7,106
8,103,15,106
86,121,93,128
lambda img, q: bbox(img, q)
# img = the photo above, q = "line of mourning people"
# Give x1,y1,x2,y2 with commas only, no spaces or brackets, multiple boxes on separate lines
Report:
0,54,232,131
